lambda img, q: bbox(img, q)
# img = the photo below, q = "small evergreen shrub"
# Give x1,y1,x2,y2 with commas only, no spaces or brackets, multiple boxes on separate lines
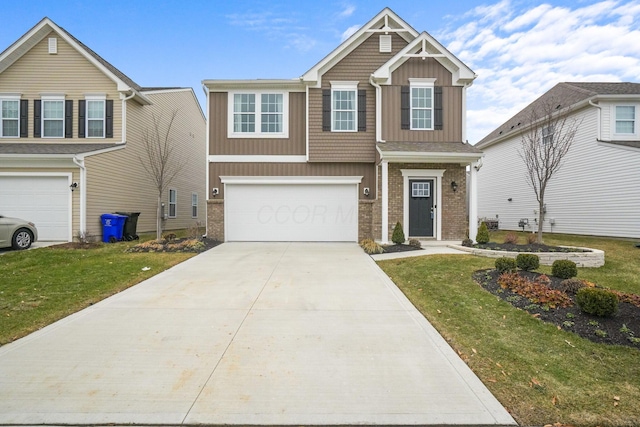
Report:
495,257,517,274
527,233,538,244
559,278,586,294
504,232,519,244
391,222,405,244
516,253,540,271
575,287,619,317
359,239,383,254
476,222,490,244
461,238,473,247
408,238,421,248
552,259,578,279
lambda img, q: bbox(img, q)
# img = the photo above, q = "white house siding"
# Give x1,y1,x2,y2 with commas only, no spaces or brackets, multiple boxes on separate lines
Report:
477,106,640,239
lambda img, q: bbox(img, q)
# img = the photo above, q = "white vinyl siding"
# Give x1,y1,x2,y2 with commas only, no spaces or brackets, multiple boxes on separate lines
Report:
1,98,19,137
228,91,288,138
477,107,640,238
42,98,64,138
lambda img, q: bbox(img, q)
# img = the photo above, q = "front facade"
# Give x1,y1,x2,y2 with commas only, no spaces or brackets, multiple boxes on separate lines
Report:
0,18,206,241
205,9,482,243
476,82,640,239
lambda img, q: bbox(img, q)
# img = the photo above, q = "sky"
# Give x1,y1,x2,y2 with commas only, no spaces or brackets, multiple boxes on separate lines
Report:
1,0,639,144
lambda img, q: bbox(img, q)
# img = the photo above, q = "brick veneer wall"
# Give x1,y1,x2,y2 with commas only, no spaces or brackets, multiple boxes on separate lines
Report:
206,199,224,241
358,200,375,241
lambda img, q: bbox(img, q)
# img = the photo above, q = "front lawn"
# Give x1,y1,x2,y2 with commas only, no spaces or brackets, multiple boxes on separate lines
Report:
378,232,640,426
0,236,196,346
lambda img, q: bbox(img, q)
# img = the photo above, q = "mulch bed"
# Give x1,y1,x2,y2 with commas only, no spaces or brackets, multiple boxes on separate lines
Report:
474,269,640,350
382,244,423,253
52,238,221,253
473,242,590,253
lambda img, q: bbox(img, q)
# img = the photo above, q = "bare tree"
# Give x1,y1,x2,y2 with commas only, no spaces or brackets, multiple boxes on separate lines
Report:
139,110,185,240
518,98,581,243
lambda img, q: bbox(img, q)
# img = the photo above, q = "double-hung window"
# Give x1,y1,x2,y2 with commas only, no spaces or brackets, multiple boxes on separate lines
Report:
229,91,288,137
169,189,177,218
410,79,435,130
331,82,357,132
86,97,105,138
1,97,19,138
541,125,554,145
615,105,636,135
42,96,65,138
191,192,198,218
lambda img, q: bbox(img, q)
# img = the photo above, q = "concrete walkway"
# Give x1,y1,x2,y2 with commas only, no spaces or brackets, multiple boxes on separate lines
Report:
0,242,515,426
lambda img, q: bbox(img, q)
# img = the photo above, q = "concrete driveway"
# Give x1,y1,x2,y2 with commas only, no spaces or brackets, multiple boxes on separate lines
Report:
0,242,515,426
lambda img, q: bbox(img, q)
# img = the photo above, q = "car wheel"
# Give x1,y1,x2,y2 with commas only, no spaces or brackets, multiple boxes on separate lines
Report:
12,228,33,250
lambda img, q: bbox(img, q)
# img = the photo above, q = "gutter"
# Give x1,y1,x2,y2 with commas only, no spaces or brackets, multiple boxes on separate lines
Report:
72,156,86,240
589,99,602,140
120,90,137,145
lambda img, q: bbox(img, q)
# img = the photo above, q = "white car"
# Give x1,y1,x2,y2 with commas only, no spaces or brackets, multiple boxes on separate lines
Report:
0,215,38,250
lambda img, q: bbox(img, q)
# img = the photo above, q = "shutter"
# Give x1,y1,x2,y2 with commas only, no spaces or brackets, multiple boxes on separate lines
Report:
322,89,331,131
105,99,113,138
401,86,410,130
358,90,366,132
34,100,41,138
78,100,86,138
20,99,28,138
65,100,73,138
434,86,443,130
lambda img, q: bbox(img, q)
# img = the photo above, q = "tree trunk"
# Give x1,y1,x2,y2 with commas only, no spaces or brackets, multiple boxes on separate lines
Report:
156,194,163,241
537,199,545,244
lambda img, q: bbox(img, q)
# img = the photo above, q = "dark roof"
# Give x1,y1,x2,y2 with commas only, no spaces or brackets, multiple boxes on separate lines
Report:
377,141,482,154
476,82,640,147
600,140,640,149
0,143,119,155
140,87,187,92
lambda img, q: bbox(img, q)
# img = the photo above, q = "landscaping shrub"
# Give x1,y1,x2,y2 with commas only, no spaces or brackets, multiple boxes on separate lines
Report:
476,222,490,244
461,238,473,247
576,287,619,317
495,257,517,274
504,232,519,244
498,272,573,308
552,259,578,279
559,278,586,294
360,239,383,255
516,253,540,271
392,222,405,245
408,238,421,248
527,233,538,244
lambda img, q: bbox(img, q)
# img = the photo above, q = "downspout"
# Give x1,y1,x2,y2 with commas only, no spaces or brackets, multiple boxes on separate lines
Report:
369,74,385,143
370,74,388,242
589,99,602,140
120,90,137,144
72,156,86,240
202,83,211,238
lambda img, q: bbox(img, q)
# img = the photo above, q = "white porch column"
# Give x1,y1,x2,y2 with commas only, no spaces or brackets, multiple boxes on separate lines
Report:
468,161,479,242
381,160,389,244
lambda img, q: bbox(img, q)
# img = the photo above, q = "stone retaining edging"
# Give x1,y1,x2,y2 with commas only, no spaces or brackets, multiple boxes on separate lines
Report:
448,245,604,267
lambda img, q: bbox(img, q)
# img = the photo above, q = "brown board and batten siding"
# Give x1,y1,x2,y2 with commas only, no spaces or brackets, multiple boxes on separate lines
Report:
209,92,306,156
382,57,462,142
209,162,375,200
308,33,409,162
0,31,122,142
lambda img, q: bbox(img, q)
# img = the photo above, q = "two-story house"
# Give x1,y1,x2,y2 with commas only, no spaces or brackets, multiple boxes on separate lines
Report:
204,8,482,243
0,18,206,242
477,82,640,239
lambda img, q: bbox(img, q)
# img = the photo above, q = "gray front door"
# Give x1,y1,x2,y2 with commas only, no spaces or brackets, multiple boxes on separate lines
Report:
408,179,434,237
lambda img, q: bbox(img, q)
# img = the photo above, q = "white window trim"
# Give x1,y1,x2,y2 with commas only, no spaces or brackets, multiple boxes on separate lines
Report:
85,95,106,139
191,192,198,218
168,188,177,219
409,78,436,131
613,104,638,139
0,95,20,138
331,81,358,132
227,91,289,138
41,95,65,139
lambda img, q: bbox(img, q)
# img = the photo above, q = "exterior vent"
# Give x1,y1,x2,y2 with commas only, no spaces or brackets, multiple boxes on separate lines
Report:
379,35,392,53
48,37,57,54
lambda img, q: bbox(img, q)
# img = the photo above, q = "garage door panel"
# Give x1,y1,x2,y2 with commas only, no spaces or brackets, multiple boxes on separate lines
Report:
0,175,70,241
226,184,358,242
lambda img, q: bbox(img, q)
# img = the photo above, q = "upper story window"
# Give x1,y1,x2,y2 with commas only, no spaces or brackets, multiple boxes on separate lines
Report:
42,97,65,138
168,189,177,218
1,98,19,138
410,79,435,130
541,125,554,145
331,82,357,132
191,192,198,218
228,91,288,138
86,98,105,138
615,105,636,135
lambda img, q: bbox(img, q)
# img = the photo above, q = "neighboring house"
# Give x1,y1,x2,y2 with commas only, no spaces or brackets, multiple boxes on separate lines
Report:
0,18,206,242
476,82,640,239
203,8,482,243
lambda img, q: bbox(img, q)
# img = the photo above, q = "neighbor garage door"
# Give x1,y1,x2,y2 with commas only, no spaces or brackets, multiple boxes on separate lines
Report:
225,183,358,242
0,175,71,241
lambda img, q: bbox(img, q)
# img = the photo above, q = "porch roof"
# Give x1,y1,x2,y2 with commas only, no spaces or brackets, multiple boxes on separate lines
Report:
376,141,483,164
0,143,121,157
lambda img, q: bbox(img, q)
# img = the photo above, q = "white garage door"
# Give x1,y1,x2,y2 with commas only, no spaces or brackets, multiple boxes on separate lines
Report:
0,175,71,241
225,183,358,242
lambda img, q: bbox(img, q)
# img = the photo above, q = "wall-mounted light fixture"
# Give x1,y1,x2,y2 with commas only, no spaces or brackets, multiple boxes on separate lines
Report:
508,197,512,202
69,182,78,191
451,181,458,192
363,187,370,197
212,188,219,197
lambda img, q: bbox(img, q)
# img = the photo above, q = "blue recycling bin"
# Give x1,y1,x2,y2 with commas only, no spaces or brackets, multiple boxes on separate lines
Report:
101,213,127,243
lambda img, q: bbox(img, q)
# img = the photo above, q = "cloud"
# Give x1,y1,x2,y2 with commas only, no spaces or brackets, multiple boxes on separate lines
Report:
338,4,356,19
437,0,640,143
341,24,361,41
